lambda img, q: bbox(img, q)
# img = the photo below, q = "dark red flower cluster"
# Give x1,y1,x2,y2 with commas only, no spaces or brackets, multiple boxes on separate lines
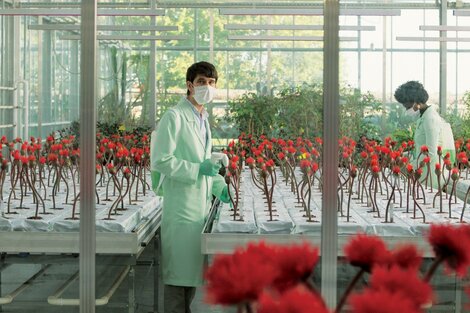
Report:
258,287,328,313
205,242,319,306
428,224,470,276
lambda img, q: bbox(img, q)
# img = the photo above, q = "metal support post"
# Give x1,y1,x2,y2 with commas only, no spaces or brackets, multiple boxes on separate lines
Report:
439,0,448,114
128,267,135,313
321,0,339,308
154,229,161,313
79,1,97,312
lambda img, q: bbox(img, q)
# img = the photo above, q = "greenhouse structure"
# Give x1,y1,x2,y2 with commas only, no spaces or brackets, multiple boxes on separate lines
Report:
1,0,470,312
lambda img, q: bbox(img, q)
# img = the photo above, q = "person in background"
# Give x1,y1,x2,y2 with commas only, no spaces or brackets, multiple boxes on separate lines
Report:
394,80,456,187
150,61,231,313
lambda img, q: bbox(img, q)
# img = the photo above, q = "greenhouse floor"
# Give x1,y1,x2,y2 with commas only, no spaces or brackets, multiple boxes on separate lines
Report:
0,237,232,313
0,237,468,313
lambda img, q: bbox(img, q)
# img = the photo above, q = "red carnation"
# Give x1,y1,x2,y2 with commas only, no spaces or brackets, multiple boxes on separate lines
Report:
435,163,441,171
312,162,319,173
422,156,430,164
271,243,319,292
344,234,389,272
39,157,46,165
370,266,433,309
349,289,420,313
277,152,286,160
387,244,422,271
428,224,470,276
420,145,429,153
451,168,459,181
205,243,278,305
360,151,368,159
392,166,401,176
258,286,328,313
300,159,311,170
246,157,255,166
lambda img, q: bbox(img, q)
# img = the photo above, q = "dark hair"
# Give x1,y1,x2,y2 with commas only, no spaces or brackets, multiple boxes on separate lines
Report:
394,81,429,108
186,61,218,96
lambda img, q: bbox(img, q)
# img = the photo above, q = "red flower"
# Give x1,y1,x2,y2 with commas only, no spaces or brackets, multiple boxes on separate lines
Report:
435,163,441,171
392,166,401,176
415,168,423,178
256,157,265,165
437,146,442,155
349,289,420,313
360,151,368,159
230,161,238,171
278,152,286,160
20,156,29,165
258,286,328,313
422,156,430,164
271,243,319,292
344,234,389,272
231,155,239,163
39,157,46,165
420,145,429,153
312,162,319,173
265,159,275,168
401,156,409,164
387,244,422,271
246,157,255,166
428,224,470,276
287,146,297,155
205,243,278,305
48,153,58,163
451,168,459,181
370,266,433,309
300,159,311,170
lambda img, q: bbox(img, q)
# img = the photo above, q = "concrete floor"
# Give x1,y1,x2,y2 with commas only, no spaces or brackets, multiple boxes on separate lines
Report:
0,239,468,313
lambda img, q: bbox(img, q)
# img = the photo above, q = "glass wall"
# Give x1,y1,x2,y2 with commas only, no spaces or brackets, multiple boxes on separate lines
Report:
1,1,470,312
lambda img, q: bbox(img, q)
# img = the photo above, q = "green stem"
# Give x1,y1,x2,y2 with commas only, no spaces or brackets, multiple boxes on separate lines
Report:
335,268,365,313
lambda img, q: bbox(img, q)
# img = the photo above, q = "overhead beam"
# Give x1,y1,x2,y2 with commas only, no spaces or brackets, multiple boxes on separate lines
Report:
0,8,165,16
224,24,375,31
28,25,178,31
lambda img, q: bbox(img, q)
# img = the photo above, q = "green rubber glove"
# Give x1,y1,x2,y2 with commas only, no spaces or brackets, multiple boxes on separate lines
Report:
219,186,231,203
199,159,221,177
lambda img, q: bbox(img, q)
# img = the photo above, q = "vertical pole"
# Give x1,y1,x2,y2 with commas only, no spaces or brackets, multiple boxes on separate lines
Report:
194,9,198,62
154,229,160,313
149,0,157,129
439,0,447,114
321,0,339,308
382,15,387,136
80,0,97,312
70,41,79,121
357,16,362,92
210,10,214,64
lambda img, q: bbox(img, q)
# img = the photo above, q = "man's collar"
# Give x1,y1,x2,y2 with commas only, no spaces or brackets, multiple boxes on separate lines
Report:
184,96,208,119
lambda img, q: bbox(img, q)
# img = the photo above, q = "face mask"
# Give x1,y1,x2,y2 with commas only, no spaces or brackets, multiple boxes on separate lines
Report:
405,108,420,119
193,85,216,104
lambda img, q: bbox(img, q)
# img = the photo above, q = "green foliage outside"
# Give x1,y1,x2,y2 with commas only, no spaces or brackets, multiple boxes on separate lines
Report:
223,84,383,142
444,90,470,141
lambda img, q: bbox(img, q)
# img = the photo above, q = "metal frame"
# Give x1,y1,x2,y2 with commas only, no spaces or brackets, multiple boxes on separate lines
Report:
224,24,376,31
219,8,401,16
0,8,165,16
322,0,339,308
227,35,358,41
28,24,178,31
79,0,97,311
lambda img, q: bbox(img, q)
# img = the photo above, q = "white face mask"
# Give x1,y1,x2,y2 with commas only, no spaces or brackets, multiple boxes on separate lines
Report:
405,107,420,119
193,85,216,104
